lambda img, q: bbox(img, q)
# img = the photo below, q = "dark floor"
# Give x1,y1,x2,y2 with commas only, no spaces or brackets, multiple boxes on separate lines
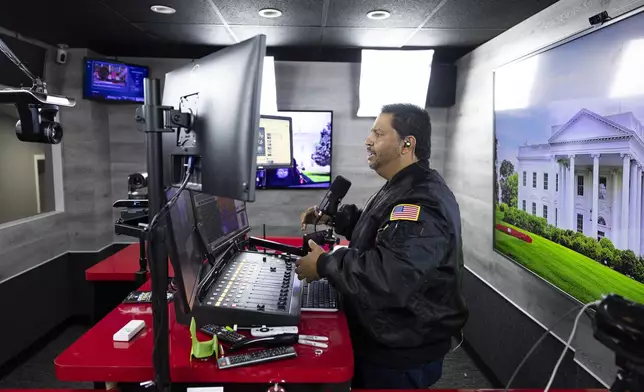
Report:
0,323,493,389
433,345,495,389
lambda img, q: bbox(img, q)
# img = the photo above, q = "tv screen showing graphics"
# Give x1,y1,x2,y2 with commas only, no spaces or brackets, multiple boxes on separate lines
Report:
493,9,644,306
83,58,149,103
256,110,332,189
257,115,293,169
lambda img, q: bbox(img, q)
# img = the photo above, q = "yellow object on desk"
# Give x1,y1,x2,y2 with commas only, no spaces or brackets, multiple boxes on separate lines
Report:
190,318,218,360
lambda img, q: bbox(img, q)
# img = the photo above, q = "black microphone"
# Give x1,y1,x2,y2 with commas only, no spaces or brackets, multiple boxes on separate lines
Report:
318,175,352,219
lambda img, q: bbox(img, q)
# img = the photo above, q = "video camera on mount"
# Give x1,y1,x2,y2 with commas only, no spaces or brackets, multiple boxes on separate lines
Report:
0,81,75,144
0,37,75,144
128,172,148,200
114,172,150,237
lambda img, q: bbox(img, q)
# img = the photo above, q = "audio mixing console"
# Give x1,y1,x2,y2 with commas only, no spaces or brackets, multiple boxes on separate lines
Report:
185,251,302,327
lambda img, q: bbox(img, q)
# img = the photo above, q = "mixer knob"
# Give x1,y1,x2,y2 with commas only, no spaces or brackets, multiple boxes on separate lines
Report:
257,304,265,311
270,266,276,272
280,288,288,294
281,282,289,289
263,256,267,262
278,304,286,310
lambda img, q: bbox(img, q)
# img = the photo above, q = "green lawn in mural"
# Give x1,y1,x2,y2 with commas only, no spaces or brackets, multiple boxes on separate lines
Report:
495,210,644,304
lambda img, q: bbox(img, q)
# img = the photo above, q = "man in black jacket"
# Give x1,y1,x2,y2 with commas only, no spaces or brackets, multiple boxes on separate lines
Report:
296,103,468,389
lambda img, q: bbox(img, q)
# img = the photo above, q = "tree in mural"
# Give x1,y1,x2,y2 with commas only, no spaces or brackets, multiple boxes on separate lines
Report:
499,159,517,207
311,122,332,167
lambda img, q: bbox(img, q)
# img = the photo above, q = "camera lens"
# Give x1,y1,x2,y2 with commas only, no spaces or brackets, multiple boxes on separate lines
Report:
128,173,148,189
44,122,63,144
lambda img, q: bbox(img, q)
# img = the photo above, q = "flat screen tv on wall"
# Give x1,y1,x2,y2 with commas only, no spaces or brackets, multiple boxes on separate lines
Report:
493,8,644,305
256,110,332,189
83,58,149,103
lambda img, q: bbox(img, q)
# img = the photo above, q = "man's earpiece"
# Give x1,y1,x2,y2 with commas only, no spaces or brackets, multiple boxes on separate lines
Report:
404,139,411,148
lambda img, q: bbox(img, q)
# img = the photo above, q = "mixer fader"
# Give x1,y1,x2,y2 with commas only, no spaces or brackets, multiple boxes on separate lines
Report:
197,251,302,326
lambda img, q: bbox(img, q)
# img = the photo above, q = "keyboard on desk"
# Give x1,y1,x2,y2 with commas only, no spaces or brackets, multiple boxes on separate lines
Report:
301,280,338,312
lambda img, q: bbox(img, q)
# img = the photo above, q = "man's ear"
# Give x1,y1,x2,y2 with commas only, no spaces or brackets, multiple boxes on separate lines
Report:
403,136,417,155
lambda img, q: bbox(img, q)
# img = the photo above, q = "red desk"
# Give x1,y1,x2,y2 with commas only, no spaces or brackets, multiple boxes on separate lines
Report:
56,281,353,384
85,237,347,282
85,243,175,282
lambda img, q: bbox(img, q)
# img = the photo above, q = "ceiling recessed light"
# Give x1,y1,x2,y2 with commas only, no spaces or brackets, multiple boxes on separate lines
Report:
258,8,282,18
366,10,391,20
150,5,176,14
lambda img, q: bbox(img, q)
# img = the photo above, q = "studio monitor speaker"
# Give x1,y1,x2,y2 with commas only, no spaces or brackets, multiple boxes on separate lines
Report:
426,63,457,108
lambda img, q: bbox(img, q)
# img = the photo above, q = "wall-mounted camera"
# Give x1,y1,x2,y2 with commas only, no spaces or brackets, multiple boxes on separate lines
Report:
0,88,75,144
589,11,611,26
56,44,69,65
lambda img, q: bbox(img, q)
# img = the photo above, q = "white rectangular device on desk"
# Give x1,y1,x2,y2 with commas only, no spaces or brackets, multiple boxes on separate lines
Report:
113,320,146,342
251,326,298,337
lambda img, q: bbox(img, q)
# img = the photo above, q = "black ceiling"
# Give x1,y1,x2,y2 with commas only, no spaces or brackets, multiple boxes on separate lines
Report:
0,0,559,59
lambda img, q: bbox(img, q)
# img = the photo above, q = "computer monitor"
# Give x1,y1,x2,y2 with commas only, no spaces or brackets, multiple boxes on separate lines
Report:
192,192,251,256
164,187,207,314
161,35,266,202
257,115,293,169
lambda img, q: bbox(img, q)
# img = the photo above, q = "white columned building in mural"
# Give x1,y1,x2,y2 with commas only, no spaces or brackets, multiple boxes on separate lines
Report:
516,109,644,255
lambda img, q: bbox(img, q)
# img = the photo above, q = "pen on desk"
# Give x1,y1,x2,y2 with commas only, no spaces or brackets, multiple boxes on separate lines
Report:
298,339,328,349
299,335,328,342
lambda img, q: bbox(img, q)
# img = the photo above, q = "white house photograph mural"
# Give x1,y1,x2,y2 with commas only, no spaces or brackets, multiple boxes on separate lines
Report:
493,11,644,304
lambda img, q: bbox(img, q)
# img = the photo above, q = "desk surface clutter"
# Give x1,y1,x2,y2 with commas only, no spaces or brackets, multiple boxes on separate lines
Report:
55,280,354,384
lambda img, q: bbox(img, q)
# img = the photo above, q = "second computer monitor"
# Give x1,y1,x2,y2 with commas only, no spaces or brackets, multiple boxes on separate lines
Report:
257,115,293,169
166,188,251,315
192,192,250,256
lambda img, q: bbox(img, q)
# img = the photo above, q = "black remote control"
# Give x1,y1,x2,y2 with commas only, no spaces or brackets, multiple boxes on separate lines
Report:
200,324,247,344
217,346,297,369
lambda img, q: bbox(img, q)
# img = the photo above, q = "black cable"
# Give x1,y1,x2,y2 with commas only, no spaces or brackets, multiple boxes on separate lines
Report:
504,305,583,391
147,157,194,232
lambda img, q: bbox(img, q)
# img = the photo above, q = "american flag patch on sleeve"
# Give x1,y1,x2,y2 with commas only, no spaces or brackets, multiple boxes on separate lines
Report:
390,204,421,221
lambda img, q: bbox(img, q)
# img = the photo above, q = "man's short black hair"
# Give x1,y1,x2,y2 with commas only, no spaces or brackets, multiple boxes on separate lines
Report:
380,103,431,160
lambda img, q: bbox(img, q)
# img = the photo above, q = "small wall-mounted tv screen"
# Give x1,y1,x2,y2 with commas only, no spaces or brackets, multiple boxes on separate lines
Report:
256,110,332,189
83,58,149,103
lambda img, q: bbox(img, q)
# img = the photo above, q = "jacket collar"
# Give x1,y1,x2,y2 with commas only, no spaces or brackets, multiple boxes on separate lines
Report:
386,159,430,188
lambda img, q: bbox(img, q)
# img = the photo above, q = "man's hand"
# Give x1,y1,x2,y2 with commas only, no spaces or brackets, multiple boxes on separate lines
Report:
295,240,326,282
300,205,330,231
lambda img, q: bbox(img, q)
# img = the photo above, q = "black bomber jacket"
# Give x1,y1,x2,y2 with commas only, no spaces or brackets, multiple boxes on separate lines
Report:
316,160,468,367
